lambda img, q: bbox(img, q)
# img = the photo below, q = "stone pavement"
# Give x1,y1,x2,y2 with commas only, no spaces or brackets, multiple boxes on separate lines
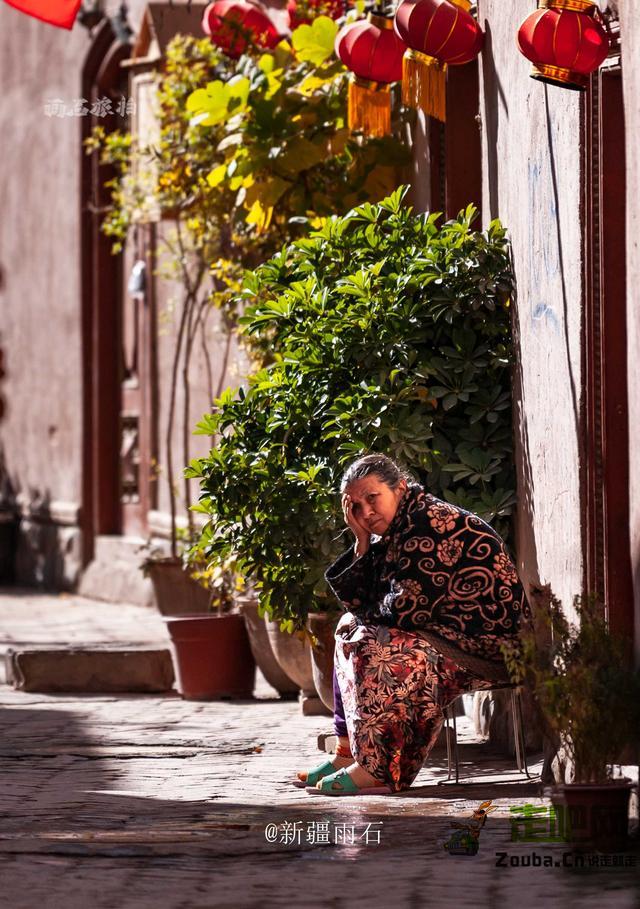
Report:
0,589,639,909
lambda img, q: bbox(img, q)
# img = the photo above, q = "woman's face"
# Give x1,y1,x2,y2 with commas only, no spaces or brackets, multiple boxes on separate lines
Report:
345,475,407,536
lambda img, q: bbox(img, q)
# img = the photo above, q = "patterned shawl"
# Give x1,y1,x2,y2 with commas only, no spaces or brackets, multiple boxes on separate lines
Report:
325,483,531,660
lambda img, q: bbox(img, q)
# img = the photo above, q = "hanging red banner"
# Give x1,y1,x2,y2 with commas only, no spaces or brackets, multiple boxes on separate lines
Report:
2,0,83,30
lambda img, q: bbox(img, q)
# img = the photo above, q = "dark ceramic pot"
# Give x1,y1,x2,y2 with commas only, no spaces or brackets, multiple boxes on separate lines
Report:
265,619,316,693
307,612,339,712
237,595,299,697
547,779,633,846
265,618,332,716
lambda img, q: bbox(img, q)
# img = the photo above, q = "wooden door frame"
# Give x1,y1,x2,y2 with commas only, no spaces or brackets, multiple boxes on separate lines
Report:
424,59,483,222
80,22,131,563
582,34,634,644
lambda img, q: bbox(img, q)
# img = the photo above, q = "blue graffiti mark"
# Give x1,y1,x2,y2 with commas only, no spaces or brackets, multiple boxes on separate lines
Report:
528,159,562,335
528,161,561,280
531,302,560,332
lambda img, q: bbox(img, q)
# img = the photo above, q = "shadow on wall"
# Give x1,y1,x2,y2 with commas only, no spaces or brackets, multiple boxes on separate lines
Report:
480,20,508,222
0,341,20,581
0,447,81,591
0,330,18,584
509,247,541,598
0,334,81,590
543,86,580,433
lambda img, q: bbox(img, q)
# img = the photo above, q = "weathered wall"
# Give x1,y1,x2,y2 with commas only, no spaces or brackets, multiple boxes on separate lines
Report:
0,1,246,586
619,0,640,662
0,4,102,585
0,0,157,586
478,0,584,614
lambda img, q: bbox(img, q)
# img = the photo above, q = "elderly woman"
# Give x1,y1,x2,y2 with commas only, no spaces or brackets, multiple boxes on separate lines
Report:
294,453,530,796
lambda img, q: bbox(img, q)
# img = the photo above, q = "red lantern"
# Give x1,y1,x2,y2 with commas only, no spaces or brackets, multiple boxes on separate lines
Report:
335,13,407,138
202,0,281,59
394,0,484,121
517,0,609,91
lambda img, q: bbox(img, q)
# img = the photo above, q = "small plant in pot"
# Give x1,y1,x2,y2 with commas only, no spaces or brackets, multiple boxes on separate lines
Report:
504,590,640,846
142,528,213,617
163,547,256,701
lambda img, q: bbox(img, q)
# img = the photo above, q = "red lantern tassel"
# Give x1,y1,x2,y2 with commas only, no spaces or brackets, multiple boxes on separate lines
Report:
402,49,447,122
348,76,392,138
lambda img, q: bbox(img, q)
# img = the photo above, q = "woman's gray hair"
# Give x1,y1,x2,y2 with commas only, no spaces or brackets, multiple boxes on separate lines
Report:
340,454,415,493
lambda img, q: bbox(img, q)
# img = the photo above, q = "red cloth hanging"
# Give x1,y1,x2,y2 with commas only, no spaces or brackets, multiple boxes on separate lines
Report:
2,0,83,29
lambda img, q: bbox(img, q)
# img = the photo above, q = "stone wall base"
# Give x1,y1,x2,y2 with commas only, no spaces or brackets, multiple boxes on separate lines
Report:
78,535,155,608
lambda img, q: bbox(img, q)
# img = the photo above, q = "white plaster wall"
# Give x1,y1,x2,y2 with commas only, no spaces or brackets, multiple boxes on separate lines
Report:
478,0,584,613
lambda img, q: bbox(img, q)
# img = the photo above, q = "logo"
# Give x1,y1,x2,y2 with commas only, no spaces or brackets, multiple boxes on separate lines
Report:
444,799,497,856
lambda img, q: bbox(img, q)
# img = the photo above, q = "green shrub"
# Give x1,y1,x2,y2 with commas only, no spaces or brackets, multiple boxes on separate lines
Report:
188,186,517,629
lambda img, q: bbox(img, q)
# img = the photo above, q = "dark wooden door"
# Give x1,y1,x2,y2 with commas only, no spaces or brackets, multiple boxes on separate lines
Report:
119,224,157,537
422,59,482,222
583,36,634,644
81,23,156,559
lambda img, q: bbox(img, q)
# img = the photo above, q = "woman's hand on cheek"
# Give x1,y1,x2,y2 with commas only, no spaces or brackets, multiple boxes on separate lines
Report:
342,494,370,557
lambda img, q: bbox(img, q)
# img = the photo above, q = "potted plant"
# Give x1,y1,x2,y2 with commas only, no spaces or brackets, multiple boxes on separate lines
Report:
141,528,211,616
503,589,640,846
163,544,256,700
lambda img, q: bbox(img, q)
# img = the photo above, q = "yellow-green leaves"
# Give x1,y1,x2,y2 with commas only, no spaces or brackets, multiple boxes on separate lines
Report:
277,137,326,174
291,16,338,66
245,176,291,231
186,75,250,127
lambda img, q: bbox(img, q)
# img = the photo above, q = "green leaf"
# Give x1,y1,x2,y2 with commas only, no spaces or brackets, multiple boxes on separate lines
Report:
207,163,227,188
186,81,229,127
277,137,326,175
291,16,339,66
186,77,249,128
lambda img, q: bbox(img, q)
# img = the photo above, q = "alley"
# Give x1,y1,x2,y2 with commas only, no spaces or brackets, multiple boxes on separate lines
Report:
1,593,638,909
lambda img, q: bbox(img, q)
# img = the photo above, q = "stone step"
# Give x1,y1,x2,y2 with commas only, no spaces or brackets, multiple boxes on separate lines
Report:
4,646,174,694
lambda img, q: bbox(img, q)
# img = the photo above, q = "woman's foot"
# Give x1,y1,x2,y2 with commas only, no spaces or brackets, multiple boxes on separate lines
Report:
338,761,381,789
296,740,352,785
296,753,351,785
308,762,392,796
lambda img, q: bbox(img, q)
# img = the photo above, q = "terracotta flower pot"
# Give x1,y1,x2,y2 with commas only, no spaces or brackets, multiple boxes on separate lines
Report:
547,779,633,846
237,595,299,697
164,613,255,700
307,612,339,712
147,557,211,616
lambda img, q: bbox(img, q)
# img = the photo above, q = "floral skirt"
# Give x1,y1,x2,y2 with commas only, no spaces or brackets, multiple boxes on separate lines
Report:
334,613,496,792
